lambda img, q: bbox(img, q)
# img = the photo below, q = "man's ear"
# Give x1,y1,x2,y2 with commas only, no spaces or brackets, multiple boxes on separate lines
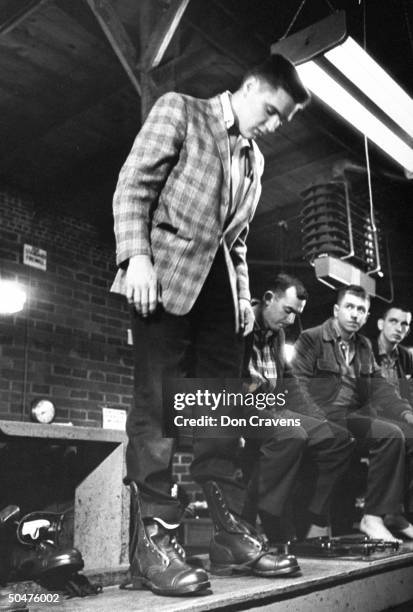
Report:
263,290,274,305
377,318,384,331
243,75,258,95
333,304,339,318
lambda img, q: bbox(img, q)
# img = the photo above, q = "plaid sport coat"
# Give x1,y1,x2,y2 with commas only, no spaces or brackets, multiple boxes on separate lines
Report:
111,91,264,326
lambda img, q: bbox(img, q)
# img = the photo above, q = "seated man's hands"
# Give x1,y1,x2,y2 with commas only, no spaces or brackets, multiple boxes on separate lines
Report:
125,254,161,317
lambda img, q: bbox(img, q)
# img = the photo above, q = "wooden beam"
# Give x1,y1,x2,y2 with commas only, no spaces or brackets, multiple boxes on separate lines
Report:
84,0,141,95
0,0,48,35
151,47,231,88
142,0,191,70
138,0,160,120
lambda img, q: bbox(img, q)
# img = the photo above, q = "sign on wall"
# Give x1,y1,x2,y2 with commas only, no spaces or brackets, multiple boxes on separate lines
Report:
23,244,47,271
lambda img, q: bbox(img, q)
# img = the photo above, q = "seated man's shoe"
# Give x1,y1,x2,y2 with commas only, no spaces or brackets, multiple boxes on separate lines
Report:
203,481,300,577
129,483,210,596
8,508,83,583
15,511,65,547
384,514,413,540
10,540,84,582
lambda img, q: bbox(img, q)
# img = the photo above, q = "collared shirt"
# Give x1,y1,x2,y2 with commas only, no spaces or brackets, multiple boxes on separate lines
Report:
220,92,253,221
332,320,356,368
326,320,359,418
377,336,401,391
248,302,278,391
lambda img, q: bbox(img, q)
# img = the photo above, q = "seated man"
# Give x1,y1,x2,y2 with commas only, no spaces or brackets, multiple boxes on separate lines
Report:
241,274,354,542
372,305,413,528
291,285,413,541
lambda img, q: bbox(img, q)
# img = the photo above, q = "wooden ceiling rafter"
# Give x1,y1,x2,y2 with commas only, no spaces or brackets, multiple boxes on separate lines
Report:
141,0,191,70
150,46,238,94
83,0,141,95
0,0,48,36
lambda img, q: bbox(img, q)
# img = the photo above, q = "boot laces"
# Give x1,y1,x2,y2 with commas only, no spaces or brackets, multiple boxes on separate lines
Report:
156,532,185,562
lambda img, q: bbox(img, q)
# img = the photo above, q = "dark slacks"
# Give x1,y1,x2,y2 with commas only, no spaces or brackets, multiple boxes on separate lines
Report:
375,416,413,516
241,412,354,522
339,413,406,516
127,248,244,523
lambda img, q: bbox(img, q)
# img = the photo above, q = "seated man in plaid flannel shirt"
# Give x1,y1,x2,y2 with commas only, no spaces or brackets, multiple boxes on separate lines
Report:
241,273,354,542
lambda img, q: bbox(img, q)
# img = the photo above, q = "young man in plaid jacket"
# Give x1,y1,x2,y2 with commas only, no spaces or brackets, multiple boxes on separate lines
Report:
111,55,310,596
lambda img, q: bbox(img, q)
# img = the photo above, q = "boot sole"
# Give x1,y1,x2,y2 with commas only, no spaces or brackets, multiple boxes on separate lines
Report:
131,577,211,596
251,564,301,577
210,563,301,577
32,553,84,579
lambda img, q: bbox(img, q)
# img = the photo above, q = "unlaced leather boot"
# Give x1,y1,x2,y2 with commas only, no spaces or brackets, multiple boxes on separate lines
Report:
203,481,300,577
0,506,83,583
128,482,210,596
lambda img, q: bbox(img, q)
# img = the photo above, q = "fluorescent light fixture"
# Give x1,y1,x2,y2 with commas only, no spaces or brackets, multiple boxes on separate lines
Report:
271,11,413,173
296,62,413,172
325,37,413,140
0,280,27,314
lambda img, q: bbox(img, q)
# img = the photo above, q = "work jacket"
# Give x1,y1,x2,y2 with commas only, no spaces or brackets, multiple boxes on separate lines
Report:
291,317,413,421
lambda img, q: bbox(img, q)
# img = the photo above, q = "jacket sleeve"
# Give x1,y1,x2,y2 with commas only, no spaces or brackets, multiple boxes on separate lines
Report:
369,349,413,420
289,331,328,420
231,225,251,301
113,92,187,267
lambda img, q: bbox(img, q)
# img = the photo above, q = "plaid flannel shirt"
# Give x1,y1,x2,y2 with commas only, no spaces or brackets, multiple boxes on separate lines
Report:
248,305,278,392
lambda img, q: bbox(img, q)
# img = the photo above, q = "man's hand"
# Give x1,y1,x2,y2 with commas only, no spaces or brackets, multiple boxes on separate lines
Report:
404,412,413,425
125,255,161,317
238,298,254,336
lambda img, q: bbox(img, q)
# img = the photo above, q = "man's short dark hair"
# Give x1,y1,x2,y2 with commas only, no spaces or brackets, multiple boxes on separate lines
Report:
266,273,308,301
380,304,412,320
243,54,311,107
336,284,370,305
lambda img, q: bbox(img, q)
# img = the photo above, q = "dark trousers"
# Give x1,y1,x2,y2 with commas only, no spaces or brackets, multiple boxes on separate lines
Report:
340,413,406,516
127,248,244,523
241,412,354,524
376,417,413,516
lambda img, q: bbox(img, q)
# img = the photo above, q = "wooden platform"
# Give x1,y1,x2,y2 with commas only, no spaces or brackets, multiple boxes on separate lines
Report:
6,543,413,612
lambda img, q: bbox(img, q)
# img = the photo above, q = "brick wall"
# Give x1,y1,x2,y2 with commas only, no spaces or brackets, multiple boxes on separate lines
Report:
0,190,133,425
172,452,203,503
0,189,200,501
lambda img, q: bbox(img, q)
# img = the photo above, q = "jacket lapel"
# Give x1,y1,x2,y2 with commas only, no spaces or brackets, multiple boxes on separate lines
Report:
207,96,231,224
206,97,262,235
223,143,262,244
